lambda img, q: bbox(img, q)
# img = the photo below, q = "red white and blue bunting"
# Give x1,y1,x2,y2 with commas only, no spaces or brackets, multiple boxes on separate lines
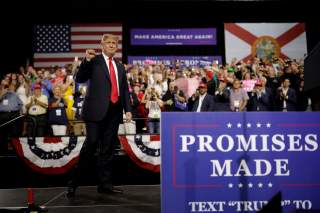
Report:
119,134,160,172
12,136,85,174
11,134,160,174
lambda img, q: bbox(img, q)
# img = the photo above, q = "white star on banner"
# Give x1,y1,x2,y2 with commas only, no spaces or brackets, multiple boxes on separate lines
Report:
268,182,273,188
256,123,262,128
228,183,233,188
237,123,242,128
247,123,251,128
258,183,263,188
227,123,232,128
248,183,253,188
266,123,271,128
238,183,243,188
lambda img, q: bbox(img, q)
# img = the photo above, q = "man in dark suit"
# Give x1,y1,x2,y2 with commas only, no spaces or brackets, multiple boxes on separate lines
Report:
275,78,297,111
192,82,215,112
214,77,231,111
249,78,273,111
67,34,132,197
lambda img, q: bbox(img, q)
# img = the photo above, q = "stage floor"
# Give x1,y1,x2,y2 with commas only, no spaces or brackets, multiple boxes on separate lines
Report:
0,185,160,213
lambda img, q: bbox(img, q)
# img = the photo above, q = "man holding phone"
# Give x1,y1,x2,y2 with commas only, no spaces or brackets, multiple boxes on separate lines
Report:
67,34,132,197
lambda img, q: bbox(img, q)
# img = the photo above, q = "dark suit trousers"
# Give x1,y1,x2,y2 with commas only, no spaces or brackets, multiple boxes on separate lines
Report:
70,101,121,189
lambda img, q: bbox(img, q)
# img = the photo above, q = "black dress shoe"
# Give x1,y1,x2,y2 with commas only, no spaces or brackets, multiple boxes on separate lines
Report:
97,187,123,194
66,186,76,198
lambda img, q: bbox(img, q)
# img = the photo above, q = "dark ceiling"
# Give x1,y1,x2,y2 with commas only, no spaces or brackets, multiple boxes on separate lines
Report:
2,0,318,22
0,0,318,72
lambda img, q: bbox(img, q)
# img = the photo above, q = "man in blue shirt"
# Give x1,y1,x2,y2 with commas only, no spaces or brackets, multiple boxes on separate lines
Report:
0,84,23,155
31,70,52,98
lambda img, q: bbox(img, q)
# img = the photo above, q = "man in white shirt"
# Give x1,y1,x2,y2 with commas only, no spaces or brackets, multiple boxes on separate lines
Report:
25,84,48,136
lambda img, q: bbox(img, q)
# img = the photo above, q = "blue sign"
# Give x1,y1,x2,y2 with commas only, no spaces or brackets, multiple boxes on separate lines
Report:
161,112,320,213
131,28,217,45
127,56,222,67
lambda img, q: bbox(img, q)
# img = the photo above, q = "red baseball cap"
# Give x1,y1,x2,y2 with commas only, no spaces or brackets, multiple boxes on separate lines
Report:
34,84,41,90
255,80,262,86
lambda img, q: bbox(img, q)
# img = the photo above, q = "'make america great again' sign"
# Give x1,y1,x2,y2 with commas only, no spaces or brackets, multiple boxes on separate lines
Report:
161,112,320,213
131,28,217,45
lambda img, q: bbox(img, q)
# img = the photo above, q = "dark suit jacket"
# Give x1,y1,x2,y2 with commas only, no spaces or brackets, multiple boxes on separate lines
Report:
214,88,231,111
249,88,273,111
207,79,218,96
275,87,297,111
75,54,131,121
192,93,215,112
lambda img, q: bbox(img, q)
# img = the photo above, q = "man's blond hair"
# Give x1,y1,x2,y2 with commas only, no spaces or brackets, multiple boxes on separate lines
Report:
101,34,119,43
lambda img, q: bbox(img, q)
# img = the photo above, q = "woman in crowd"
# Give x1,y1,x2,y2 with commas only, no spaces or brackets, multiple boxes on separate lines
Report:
48,85,68,136
16,74,29,114
62,75,75,127
144,87,163,134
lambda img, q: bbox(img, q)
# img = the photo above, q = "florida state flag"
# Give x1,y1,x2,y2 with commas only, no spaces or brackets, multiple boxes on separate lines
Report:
224,23,307,63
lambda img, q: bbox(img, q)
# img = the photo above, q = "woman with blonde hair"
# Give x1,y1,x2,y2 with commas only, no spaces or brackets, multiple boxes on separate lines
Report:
62,75,75,126
48,85,68,135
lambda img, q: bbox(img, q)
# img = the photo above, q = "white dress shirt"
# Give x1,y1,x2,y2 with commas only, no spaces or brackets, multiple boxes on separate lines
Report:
282,87,289,109
196,93,206,112
102,52,120,94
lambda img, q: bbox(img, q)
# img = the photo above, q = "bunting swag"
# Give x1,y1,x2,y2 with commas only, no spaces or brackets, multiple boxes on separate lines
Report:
11,135,161,174
12,136,85,174
119,135,160,172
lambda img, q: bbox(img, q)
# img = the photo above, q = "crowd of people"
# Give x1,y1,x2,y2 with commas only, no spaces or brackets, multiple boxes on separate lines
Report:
0,56,312,143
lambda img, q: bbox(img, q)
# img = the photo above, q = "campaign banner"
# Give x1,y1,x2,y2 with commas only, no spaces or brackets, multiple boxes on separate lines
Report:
127,56,222,67
161,112,320,213
131,28,217,45
242,80,257,92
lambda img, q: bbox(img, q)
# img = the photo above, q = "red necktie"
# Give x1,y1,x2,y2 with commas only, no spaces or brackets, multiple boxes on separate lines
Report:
108,57,118,103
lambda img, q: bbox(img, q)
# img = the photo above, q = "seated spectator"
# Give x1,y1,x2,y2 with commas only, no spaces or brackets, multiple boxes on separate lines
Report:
192,82,215,112
48,85,68,136
229,79,249,112
25,84,48,137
